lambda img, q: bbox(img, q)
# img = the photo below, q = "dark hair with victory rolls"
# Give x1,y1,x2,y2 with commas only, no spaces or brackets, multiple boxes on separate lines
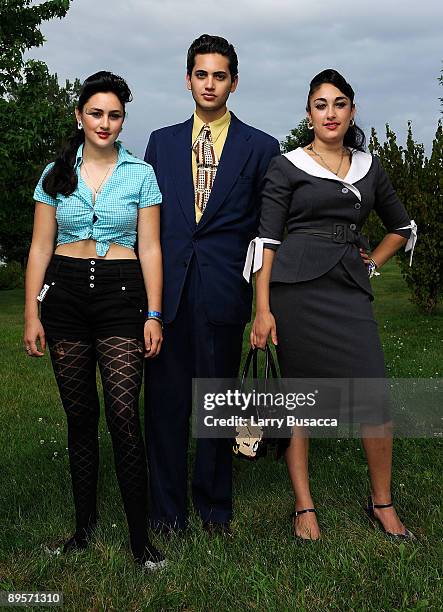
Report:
303,68,366,152
43,71,132,198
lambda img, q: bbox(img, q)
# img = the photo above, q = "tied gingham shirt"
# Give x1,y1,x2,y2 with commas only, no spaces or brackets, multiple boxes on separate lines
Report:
33,143,162,256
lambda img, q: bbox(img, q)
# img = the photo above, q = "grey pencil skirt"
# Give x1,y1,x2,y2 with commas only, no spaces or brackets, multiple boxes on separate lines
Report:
270,260,391,425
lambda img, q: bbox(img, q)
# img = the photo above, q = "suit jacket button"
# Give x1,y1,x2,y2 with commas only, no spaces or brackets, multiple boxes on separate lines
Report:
341,187,349,194
354,203,361,209
349,223,357,230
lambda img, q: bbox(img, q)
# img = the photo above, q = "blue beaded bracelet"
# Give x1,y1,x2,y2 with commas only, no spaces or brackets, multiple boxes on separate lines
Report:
145,310,162,320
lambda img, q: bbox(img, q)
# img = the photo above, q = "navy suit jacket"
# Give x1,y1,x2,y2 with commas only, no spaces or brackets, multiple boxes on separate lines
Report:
144,113,280,325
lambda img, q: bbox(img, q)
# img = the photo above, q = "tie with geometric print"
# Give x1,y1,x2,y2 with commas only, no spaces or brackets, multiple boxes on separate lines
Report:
193,124,219,214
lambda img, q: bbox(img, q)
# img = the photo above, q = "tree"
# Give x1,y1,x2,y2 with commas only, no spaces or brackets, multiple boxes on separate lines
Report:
439,65,443,112
0,62,80,264
0,0,75,265
370,122,443,313
281,118,311,153
0,0,70,95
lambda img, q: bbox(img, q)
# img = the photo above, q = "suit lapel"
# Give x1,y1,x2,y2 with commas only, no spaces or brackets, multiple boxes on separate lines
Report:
196,113,252,232
170,117,196,231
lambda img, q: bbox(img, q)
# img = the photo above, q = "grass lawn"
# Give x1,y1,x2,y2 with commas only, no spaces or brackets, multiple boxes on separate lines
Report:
0,260,442,611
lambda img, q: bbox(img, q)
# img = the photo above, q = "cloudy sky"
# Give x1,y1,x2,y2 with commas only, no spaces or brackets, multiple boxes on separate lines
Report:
28,0,442,158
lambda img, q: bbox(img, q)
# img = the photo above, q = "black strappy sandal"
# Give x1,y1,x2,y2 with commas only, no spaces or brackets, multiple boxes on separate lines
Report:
365,496,416,541
290,508,320,541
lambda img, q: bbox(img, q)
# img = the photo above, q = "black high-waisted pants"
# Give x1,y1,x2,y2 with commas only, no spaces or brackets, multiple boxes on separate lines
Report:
40,255,150,558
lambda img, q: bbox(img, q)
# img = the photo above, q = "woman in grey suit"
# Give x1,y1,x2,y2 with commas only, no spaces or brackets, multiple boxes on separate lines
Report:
245,69,417,541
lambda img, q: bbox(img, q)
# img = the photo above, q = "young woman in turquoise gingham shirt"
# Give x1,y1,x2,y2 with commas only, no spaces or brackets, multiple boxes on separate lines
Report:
24,71,166,570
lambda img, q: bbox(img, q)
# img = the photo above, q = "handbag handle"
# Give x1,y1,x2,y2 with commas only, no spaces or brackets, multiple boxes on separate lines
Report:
264,344,278,379
241,344,277,387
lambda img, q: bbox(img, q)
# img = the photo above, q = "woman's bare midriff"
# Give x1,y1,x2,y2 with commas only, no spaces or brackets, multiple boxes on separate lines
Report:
54,240,137,260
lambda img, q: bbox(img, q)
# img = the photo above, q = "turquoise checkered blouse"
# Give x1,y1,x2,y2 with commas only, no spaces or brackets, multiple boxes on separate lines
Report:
33,143,162,256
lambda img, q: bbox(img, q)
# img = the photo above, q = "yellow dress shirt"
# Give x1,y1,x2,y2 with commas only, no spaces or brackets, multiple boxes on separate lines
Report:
192,110,231,223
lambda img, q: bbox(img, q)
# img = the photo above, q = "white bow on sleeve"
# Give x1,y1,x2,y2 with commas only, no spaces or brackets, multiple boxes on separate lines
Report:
396,219,418,266
242,237,281,282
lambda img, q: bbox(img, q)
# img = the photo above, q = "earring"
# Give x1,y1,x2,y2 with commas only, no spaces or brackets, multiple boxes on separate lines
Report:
307,121,314,130
349,119,355,127
77,121,83,130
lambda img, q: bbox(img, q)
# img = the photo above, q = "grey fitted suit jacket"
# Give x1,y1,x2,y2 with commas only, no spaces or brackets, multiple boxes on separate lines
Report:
257,148,413,298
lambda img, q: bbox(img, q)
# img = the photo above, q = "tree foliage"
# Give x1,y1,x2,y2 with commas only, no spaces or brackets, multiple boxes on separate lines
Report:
0,62,80,263
440,65,443,113
0,0,76,266
369,122,442,313
280,118,311,153
0,0,70,94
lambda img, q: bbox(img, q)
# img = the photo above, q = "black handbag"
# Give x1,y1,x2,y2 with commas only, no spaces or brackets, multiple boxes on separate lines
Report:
232,344,278,461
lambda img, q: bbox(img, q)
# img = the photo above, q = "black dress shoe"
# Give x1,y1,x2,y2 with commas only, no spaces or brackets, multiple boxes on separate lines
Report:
202,522,233,537
135,542,167,571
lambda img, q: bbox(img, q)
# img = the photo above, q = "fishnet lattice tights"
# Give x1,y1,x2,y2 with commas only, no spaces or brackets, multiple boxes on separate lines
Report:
49,336,149,558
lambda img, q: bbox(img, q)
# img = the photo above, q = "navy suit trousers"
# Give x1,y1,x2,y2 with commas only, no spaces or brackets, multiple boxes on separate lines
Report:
144,257,245,530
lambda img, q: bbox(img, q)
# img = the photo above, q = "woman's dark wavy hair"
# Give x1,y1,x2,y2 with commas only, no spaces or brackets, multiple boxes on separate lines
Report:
43,71,132,197
302,69,366,151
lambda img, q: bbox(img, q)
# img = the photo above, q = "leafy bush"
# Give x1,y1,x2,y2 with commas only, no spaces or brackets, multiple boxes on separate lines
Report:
0,261,24,289
370,122,442,313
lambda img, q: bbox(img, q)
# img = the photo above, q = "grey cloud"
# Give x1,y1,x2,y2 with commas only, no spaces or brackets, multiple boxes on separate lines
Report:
28,0,442,156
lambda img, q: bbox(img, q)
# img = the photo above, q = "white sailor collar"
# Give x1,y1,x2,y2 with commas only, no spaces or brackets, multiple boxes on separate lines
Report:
283,147,373,202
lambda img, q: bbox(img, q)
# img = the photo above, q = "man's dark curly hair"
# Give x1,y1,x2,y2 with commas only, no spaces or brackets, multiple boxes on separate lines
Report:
187,34,238,79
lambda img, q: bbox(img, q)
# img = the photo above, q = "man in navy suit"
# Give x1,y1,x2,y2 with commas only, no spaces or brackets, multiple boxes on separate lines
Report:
144,34,280,534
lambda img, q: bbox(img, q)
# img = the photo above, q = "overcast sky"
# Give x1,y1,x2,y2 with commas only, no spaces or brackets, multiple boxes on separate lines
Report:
28,0,442,158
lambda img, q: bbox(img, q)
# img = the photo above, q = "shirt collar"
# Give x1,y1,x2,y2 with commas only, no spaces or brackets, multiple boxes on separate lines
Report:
74,142,145,168
192,110,231,145
284,147,373,184
283,147,373,202
74,144,84,168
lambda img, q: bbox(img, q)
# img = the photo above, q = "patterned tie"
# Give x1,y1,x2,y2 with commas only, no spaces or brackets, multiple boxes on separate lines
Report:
193,124,218,214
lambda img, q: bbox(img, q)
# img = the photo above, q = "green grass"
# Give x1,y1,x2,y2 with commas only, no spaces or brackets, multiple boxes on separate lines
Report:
0,261,442,611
